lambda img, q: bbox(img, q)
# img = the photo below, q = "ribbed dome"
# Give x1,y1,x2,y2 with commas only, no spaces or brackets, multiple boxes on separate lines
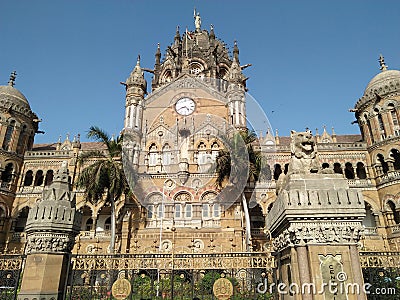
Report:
0,85,31,109
364,69,400,95
355,68,400,109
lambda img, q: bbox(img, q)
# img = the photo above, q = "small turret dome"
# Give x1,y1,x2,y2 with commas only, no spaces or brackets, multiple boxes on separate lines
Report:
0,85,31,110
126,56,147,91
355,56,400,110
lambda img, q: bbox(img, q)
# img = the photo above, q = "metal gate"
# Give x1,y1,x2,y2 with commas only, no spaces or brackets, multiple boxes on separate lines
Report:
66,252,274,299
360,251,400,300
0,254,25,300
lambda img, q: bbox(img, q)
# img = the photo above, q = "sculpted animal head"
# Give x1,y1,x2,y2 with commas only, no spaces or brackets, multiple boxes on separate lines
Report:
290,130,316,159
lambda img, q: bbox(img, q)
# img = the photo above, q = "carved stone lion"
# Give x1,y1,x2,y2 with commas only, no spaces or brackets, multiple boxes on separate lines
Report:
287,130,320,175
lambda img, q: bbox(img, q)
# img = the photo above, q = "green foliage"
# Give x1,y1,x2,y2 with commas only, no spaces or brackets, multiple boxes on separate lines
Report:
76,126,129,204
214,130,264,188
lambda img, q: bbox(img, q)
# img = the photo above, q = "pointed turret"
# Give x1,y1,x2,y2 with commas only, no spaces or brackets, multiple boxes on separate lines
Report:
227,41,246,129
233,40,240,63
174,26,181,46
152,43,162,90
126,55,147,93
124,55,147,133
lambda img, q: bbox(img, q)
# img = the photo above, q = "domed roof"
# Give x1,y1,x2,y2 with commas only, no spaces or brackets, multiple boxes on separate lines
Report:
364,69,400,95
355,57,400,109
0,84,31,109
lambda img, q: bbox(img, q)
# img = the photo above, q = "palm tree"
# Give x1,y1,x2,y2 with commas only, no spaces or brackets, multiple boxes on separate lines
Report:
76,126,129,253
214,130,264,251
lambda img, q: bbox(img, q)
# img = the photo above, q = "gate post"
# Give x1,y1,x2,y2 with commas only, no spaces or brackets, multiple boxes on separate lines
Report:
18,162,82,300
266,131,367,300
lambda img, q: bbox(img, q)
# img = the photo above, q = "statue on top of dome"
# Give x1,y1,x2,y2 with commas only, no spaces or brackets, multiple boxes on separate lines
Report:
194,8,201,32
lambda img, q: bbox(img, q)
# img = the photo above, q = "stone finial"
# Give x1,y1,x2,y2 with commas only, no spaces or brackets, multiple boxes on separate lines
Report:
210,24,215,39
379,54,388,71
233,40,239,62
155,43,161,64
8,71,17,87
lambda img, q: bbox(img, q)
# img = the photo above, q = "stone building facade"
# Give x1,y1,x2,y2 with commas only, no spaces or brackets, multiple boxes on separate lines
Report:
0,16,399,256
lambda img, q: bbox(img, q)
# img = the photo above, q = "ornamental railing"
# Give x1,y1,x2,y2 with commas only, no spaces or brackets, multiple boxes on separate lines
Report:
359,251,400,268
71,252,274,271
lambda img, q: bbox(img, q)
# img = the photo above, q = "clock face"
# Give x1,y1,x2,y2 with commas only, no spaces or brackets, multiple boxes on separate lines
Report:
175,97,195,116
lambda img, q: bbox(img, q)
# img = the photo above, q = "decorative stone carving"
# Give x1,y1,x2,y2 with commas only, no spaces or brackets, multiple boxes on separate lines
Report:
273,222,364,251
287,130,320,175
24,162,82,254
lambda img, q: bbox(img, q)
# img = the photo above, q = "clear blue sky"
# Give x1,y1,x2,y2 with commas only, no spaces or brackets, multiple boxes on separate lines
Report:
1,1,400,143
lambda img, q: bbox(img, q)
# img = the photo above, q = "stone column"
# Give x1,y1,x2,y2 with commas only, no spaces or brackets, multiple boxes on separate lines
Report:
18,162,82,300
349,245,366,300
296,245,312,300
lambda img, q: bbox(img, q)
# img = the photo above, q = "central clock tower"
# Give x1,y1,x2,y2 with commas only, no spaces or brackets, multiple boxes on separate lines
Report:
121,15,251,253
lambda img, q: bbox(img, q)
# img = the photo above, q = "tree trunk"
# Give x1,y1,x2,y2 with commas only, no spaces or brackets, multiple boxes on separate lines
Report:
242,194,251,251
110,195,116,253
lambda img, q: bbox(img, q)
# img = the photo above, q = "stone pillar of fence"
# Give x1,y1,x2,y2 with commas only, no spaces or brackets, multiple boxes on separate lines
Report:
18,162,82,300
266,131,367,300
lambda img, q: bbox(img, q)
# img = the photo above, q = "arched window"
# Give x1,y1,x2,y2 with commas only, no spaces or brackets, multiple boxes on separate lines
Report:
261,164,272,181
284,163,289,175
162,144,172,166
185,204,192,218
344,162,355,179
16,125,28,154
211,142,219,161
148,144,158,166
2,120,15,151
34,170,44,186
333,163,343,174
202,204,209,218
377,114,386,139
45,170,54,186
1,163,14,183
388,201,400,224
23,170,34,186
147,205,154,219
363,202,376,228
85,218,94,231
175,204,181,218
391,109,399,126
273,164,282,180
322,163,330,170
390,149,400,170
15,207,29,232
213,203,220,218
157,204,164,218
356,162,367,179
197,142,207,165
377,154,389,174
366,119,374,143
104,217,111,231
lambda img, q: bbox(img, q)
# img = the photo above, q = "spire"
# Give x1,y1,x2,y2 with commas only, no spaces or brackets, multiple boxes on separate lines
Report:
379,54,388,71
228,41,244,84
210,24,215,40
126,54,146,92
233,40,239,63
174,26,181,44
155,43,161,65
8,71,16,87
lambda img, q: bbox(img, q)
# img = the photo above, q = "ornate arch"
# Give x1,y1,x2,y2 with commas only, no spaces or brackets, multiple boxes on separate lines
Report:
173,191,193,202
